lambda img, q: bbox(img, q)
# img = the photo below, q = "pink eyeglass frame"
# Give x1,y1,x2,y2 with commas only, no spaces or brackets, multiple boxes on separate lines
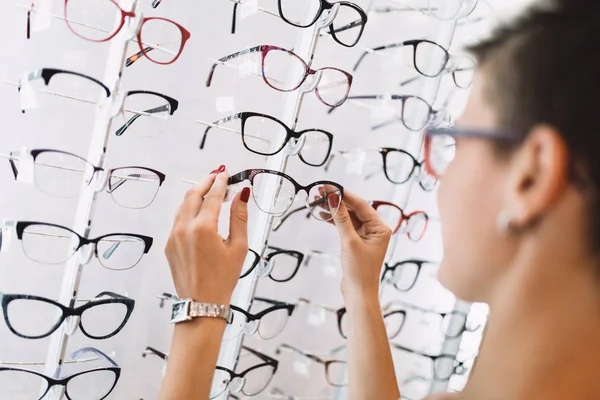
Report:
64,0,191,65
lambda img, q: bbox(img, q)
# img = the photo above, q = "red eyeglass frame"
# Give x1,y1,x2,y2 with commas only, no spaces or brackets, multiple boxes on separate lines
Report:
371,200,429,240
64,0,191,65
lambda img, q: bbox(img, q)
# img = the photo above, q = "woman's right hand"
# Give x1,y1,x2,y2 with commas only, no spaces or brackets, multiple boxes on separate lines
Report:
327,190,392,299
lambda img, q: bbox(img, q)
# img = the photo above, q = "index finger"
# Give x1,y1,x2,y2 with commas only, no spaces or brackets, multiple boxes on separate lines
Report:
197,168,229,225
341,190,381,223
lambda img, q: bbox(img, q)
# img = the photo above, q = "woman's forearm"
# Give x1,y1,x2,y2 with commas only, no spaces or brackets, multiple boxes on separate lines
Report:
158,318,227,400
344,291,400,400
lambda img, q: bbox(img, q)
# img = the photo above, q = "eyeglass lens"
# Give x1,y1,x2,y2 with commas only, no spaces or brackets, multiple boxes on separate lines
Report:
65,0,123,41
330,5,364,46
33,151,95,198
29,72,108,108
326,361,347,386
391,262,420,291
119,93,172,137
138,18,185,64
383,150,417,184
414,41,449,77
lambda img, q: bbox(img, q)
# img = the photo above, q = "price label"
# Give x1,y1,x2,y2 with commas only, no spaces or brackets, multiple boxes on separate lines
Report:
32,0,54,33
307,306,327,327
293,358,310,377
0,220,15,253
19,73,39,112
240,0,259,20
16,147,34,184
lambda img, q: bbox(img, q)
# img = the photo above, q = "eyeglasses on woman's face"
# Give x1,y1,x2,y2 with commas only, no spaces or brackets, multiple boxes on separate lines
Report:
206,45,353,108
242,246,305,281
224,297,296,341
225,169,344,221
2,221,153,270
198,112,334,167
5,149,165,208
424,127,518,179
230,0,367,47
1,292,134,340
0,347,120,400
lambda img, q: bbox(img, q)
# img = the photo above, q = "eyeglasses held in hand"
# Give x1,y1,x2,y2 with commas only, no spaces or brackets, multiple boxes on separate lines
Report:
198,112,334,167
298,298,406,339
275,343,347,386
424,127,518,179
242,246,305,282
0,347,120,400
0,291,134,340
370,201,429,239
375,0,478,21
328,94,445,131
381,259,438,292
206,45,353,107
391,343,471,381
19,69,179,137
325,147,437,190
2,221,153,270
212,347,279,398
224,297,296,341
61,0,191,65
383,300,484,339
225,169,344,220
5,149,165,208
231,0,367,47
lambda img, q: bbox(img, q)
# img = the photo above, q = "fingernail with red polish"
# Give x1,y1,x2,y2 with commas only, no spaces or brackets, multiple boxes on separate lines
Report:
241,187,251,203
217,164,226,174
328,193,340,209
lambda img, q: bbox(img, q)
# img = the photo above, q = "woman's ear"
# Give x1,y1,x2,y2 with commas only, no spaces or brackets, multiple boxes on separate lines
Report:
505,124,569,229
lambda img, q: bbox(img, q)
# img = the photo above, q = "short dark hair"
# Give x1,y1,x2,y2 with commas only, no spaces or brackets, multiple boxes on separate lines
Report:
466,0,600,252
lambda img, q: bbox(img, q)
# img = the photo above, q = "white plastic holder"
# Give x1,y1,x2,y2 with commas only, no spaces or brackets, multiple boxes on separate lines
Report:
40,0,138,395
213,5,331,400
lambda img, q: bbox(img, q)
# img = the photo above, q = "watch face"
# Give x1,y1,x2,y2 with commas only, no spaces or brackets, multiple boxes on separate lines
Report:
171,300,189,323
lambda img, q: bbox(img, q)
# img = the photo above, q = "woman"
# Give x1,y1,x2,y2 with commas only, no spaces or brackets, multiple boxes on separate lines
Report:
157,0,600,399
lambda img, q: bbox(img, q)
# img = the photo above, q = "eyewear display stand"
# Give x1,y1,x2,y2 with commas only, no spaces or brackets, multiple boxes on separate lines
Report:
40,0,137,397
214,4,332,400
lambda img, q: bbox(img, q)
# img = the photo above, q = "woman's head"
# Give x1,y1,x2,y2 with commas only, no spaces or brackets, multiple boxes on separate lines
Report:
434,0,600,303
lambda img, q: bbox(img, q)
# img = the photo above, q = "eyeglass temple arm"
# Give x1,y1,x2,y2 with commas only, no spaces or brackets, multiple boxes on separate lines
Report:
320,18,363,37
152,0,162,8
254,297,293,307
275,343,324,364
115,104,171,136
241,346,278,364
297,297,338,313
72,347,119,368
327,95,380,114
126,46,155,67
199,113,243,149
143,346,168,361
231,2,239,34
272,204,309,232
7,151,19,179
353,42,408,71
157,292,179,308
206,46,263,87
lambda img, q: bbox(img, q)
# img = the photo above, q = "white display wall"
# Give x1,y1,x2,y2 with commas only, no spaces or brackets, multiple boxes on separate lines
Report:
0,0,528,399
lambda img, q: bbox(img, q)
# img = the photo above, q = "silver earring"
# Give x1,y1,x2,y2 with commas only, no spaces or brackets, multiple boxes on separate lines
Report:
497,209,517,234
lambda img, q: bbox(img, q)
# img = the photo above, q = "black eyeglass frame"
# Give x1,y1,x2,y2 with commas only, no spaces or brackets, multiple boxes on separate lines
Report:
0,347,120,400
0,291,135,340
381,259,437,292
391,343,469,381
214,346,279,397
115,90,179,137
242,246,305,281
13,221,154,267
275,343,346,387
227,169,344,217
200,112,334,167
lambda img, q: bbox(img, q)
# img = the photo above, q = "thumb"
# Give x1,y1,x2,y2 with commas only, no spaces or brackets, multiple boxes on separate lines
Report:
228,187,250,249
329,192,358,241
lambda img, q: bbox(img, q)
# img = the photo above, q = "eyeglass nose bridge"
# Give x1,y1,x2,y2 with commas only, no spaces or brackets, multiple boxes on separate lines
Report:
318,3,340,28
65,315,80,336
286,134,307,156
77,242,95,266
301,69,322,93
243,319,260,336
229,376,246,393
257,259,274,277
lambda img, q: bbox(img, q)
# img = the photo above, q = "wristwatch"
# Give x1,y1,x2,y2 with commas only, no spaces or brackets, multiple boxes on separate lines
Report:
169,299,233,324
